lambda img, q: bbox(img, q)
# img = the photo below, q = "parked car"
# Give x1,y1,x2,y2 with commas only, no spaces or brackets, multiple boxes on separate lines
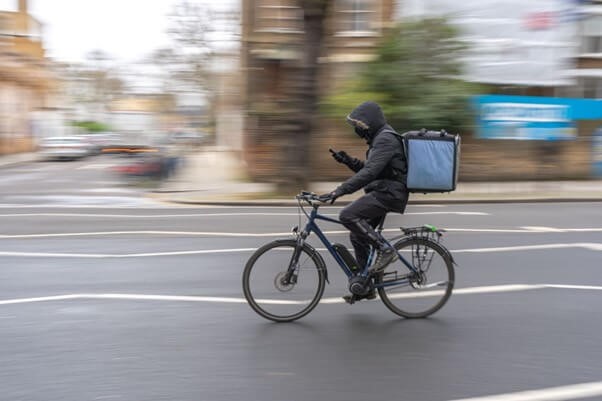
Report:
111,151,180,180
38,136,91,160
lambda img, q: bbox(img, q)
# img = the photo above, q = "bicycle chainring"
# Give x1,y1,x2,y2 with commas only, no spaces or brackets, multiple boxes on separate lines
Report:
348,275,371,296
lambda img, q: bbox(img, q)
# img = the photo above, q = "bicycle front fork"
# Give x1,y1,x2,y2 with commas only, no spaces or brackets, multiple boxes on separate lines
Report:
281,238,304,285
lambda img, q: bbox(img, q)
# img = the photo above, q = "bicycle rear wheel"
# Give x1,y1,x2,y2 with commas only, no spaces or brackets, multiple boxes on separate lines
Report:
376,237,454,318
242,239,326,322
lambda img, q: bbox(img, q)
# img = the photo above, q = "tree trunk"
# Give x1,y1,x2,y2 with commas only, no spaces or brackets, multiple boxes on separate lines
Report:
276,0,330,194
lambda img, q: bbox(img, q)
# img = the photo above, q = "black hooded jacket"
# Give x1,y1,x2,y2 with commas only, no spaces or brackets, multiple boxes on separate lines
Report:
336,102,409,212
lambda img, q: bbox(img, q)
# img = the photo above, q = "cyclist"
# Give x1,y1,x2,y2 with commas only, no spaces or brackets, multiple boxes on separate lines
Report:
320,101,409,300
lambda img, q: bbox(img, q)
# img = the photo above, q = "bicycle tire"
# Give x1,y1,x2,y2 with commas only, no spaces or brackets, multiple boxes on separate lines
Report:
242,239,326,322
376,237,454,318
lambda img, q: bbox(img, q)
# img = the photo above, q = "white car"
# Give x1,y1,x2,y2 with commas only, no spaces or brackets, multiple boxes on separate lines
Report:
38,136,91,160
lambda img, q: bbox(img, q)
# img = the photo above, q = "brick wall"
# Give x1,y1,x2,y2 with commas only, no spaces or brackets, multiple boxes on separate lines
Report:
309,118,600,182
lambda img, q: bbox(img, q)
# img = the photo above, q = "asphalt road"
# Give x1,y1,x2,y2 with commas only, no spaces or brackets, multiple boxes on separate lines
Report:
0,155,157,207
1,158,602,401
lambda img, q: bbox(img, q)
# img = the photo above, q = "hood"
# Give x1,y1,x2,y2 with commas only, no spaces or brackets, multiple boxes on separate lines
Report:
346,101,386,142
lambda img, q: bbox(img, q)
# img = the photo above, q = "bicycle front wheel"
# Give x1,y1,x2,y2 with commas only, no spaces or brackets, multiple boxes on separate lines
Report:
242,239,326,322
376,237,454,318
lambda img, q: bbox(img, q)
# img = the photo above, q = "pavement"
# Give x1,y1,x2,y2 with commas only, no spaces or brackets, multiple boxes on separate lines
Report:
148,148,602,205
3,148,602,205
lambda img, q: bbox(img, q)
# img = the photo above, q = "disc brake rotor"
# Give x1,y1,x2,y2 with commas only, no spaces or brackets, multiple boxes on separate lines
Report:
274,271,295,292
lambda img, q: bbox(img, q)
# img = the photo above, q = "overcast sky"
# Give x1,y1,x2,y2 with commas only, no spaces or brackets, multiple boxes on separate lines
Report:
0,0,237,63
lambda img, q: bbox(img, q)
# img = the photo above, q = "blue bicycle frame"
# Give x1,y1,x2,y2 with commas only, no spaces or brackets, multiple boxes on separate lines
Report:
299,205,419,287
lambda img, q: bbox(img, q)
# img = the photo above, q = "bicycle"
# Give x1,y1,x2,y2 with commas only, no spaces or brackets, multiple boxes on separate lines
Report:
242,191,456,322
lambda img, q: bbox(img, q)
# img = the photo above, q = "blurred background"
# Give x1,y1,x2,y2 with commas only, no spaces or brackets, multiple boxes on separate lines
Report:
2,3,602,399
1,0,601,193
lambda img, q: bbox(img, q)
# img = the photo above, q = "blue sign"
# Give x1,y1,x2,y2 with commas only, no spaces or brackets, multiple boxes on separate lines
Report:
473,95,602,140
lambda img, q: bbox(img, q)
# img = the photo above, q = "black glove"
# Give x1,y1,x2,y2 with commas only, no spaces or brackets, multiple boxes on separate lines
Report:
329,148,352,165
318,190,340,204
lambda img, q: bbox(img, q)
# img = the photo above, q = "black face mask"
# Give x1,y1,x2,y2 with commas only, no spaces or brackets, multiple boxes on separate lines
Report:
354,126,367,138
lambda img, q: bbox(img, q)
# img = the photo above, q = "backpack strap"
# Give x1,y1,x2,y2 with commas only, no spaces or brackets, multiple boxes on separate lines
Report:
380,128,408,178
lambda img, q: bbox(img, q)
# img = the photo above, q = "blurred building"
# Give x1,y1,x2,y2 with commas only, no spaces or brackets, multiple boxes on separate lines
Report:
400,0,579,91
564,0,602,98
398,0,602,180
0,0,56,154
400,0,602,98
212,47,243,151
239,0,602,182
241,0,395,180
108,95,169,148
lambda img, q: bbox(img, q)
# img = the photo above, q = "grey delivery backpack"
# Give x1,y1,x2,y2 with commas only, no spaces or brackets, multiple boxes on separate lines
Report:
401,129,461,193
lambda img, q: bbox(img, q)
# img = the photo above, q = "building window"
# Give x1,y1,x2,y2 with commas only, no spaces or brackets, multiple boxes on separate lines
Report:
255,0,303,33
336,0,378,36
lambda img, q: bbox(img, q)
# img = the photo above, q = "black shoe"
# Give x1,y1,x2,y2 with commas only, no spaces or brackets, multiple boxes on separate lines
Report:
369,246,396,273
363,288,377,300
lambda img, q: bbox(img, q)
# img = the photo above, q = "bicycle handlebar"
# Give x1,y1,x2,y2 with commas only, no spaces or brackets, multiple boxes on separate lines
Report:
296,191,325,206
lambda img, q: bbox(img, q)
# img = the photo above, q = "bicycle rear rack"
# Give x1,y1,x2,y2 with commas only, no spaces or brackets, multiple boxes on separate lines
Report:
401,224,445,243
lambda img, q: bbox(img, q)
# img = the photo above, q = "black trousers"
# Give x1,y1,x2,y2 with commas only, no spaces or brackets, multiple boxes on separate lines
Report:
339,192,394,269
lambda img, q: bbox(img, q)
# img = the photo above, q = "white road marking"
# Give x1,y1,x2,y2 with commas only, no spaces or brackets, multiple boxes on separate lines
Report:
0,213,317,218
0,204,446,209
521,226,602,233
407,211,489,215
1,243,601,258
0,204,178,209
0,293,246,305
0,211,488,218
446,227,602,234
82,293,249,303
545,284,602,291
449,380,602,401
446,228,535,233
0,248,257,258
2,284,602,307
2,226,601,239
454,243,602,253
0,231,302,239
522,226,566,232
321,284,549,303
0,294,80,305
